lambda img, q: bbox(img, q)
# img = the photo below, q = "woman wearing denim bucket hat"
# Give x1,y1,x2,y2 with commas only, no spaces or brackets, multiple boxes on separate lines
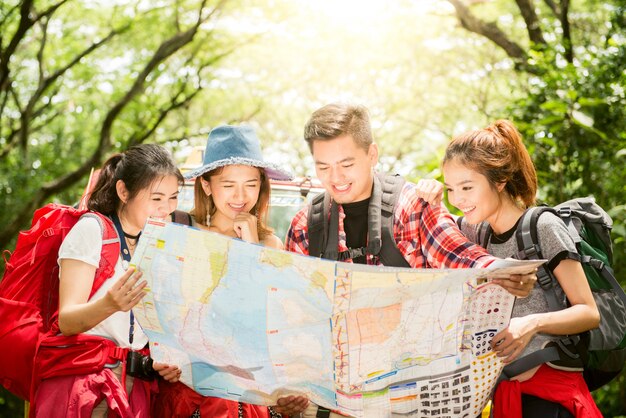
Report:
153,125,309,418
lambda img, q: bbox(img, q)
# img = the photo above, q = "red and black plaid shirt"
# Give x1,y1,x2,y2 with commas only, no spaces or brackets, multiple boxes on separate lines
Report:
285,181,495,269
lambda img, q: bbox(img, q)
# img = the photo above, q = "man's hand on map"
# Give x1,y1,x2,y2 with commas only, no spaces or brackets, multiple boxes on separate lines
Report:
153,362,182,383
490,315,536,363
272,395,309,416
414,179,444,207
233,212,260,243
491,270,537,298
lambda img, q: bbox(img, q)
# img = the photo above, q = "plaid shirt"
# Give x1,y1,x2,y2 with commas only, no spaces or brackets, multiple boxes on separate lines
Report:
285,181,495,269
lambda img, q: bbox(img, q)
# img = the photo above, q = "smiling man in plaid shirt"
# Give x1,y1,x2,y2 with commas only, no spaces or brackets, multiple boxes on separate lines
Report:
275,103,536,418
286,103,520,271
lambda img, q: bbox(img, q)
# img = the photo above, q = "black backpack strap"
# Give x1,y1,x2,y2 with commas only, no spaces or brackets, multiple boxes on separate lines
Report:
456,216,464,230
307,192,332,259
170,210,193,226
375,174,409,267
499,345,562,380
502,206,581,379
456,216,492,248
365,175,384,256
323,200,341,261
477,222,492,248
516,206,561,310
308,191,356,262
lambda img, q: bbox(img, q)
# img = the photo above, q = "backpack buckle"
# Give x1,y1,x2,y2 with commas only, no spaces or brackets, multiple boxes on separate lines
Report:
338,247,366,262
337,251,351,262
522,245,540,259
588,258,605,271
537,268,553,290
558,207,572,218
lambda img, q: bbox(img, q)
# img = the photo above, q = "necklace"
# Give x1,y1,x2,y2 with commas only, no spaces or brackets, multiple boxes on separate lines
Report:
123,231,141,240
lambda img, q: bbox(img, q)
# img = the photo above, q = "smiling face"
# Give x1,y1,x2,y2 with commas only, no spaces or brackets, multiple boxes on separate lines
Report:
202,164,262,223
119,174,180,231
312,134,378,204
443,158,505,226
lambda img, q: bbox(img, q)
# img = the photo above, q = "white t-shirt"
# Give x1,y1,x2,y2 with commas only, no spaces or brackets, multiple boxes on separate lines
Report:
57,216,148,350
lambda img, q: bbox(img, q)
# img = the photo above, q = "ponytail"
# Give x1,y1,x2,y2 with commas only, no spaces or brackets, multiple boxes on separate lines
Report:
444,119,537,208
88,154,125,215
87,144,183,215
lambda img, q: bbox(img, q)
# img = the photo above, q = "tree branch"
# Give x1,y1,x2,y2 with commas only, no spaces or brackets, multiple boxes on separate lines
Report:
514,0,546,45
447,0,527,63
0,0,69,94
560,0,573,62
542,0,560,16
0,0,36,95
17,23,130,155
0,1,232,250
40,0,220,198
128,86,202,147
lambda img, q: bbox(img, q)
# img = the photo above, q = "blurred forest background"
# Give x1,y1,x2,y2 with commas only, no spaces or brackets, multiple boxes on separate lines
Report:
1,0,625,415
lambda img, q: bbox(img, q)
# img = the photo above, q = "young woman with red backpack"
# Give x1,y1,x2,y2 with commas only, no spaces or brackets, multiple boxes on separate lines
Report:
33,144,184,417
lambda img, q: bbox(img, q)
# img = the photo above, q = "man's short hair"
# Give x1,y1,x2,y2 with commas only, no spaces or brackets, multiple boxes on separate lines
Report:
304,103,373,152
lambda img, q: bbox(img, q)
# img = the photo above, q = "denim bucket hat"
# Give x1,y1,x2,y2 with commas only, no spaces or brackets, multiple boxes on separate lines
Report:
184,125,292,181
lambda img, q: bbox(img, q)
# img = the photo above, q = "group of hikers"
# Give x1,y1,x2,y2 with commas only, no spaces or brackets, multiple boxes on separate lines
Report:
29,103,604,417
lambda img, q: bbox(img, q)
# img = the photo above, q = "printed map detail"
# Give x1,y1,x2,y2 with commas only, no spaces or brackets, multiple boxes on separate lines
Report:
131,219,543,418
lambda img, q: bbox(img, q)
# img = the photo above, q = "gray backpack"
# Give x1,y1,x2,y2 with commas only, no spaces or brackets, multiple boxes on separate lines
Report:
460,197,626,390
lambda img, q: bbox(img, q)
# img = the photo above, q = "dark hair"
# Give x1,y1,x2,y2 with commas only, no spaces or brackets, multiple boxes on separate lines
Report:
88,144,183,215
443,120,537,208
190,166,274,240
304,103,373,152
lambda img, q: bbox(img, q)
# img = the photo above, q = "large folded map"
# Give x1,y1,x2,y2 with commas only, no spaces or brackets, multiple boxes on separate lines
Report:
131,219,543,418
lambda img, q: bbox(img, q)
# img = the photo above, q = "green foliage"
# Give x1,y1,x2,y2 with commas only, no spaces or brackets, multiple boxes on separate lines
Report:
0,386,24,418
508,4,626,284
592,369,626,417
0,0,242,252
506,4,626,413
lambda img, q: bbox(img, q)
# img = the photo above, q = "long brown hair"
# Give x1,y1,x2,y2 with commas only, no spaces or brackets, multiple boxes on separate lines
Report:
443,120,537,208
190,166,274,240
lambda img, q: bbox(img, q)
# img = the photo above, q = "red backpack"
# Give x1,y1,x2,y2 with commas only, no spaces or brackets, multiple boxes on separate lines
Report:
0,203,120,400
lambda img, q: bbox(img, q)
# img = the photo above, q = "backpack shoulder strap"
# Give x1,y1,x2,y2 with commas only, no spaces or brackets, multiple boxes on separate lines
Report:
307,191,354,261
476,222,492,249
515,206,561,309
307,192,330,258
80,212,120,296
456,216,492,248
515,206,556,260
503,206,581,379
376,173,409,267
